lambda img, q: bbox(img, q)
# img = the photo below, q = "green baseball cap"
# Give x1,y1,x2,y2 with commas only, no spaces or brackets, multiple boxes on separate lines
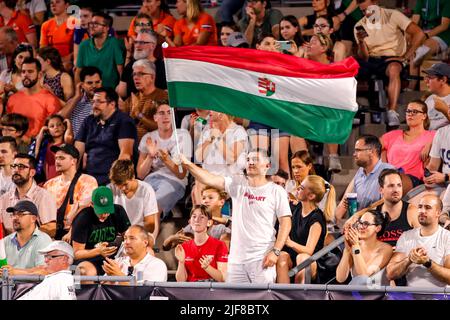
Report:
92,186,114,215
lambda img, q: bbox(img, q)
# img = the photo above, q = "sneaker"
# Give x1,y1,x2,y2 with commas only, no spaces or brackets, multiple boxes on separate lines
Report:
328,154,342,173
386,110,400,126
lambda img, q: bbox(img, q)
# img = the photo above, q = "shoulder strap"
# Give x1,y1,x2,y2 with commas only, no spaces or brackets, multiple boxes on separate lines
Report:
56,171,83,239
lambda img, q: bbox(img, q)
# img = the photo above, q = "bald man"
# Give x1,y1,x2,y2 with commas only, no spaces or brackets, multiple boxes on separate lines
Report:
386,195,450,286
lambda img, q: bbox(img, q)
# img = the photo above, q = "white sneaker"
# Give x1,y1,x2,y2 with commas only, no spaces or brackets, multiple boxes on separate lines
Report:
328,154,342,173
386,110,400,126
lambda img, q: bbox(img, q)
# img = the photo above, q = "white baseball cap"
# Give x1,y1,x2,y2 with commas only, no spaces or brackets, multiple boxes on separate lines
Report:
38,241,74,259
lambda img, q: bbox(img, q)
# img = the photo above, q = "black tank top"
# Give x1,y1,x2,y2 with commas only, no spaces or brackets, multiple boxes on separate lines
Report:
376,200,412,247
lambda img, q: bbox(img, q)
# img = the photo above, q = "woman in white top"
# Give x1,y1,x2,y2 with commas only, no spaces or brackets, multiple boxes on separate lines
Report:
192,111,247,204
336,210,393,284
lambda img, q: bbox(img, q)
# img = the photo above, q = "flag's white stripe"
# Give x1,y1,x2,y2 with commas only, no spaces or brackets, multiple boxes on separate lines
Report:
166,58,358,112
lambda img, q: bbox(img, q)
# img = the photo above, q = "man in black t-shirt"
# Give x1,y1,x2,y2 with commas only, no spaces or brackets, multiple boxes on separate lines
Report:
71,186,131,274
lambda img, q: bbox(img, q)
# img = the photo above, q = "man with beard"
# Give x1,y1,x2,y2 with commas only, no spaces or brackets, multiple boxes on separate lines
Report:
75,12,124,89
0,200,52,276
0,136,17,195
75,87,137,185
116,29,167,100
336,135,394,222
0,154,57,236
101,225,167,284
6,57,61,138
59,66,103,137
44,144,98,240
120,59,167,141
387,194,450,286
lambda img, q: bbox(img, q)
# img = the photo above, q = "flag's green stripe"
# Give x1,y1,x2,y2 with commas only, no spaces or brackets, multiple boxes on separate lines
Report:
168,82,356,144
0,258,7,267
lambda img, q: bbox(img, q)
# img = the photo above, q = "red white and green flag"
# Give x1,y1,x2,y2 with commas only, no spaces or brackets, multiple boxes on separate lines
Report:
163,46,359,144
0,225,7,267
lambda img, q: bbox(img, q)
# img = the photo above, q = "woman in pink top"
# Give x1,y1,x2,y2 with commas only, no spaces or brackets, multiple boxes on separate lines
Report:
381,100,435,184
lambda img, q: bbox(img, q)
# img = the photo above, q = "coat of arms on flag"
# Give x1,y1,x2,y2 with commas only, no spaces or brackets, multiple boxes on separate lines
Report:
258,77,276,97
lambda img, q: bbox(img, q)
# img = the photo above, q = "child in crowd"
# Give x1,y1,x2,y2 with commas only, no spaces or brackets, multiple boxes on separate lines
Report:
31,114,74,182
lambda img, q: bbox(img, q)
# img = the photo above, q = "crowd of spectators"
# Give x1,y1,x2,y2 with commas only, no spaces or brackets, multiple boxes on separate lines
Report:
0,0,449,298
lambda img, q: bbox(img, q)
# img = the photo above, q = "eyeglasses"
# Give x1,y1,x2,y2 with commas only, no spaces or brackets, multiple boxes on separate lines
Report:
354,148,371,153
88,22,106,27
132,72,153,78
134,22,152,27
10,164,30,170
405,109,425,115
134,40,155,46
127,266,134,276
356,219,378,228
11,211,33,218
44,254,66,260
313,24,330,29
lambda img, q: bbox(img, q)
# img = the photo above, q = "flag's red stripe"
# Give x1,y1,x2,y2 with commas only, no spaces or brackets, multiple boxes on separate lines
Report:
163,46,359,79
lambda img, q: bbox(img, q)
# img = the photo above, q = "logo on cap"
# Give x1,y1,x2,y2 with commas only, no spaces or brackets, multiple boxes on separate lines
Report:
99,196,108,205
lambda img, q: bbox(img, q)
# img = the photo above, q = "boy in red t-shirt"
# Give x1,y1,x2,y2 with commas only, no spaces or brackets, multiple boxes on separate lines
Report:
175,204,228,282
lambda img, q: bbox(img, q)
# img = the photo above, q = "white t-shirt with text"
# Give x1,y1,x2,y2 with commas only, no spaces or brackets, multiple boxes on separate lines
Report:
224,176,292,264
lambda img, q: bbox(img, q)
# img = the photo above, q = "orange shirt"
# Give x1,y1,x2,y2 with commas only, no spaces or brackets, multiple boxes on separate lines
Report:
6,89,61,138
173,12,217,46
44,174,98,229
127,11,177,38
40,18,74,58
0,10,35,44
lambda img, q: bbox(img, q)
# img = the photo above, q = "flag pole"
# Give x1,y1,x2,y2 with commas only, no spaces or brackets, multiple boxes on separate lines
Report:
163,42,183,173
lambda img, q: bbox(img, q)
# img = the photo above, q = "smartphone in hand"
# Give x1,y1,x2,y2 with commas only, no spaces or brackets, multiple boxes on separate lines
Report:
276,40,292,52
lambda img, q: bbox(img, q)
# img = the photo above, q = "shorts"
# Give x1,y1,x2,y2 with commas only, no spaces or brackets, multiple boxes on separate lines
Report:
357,56,405,82
226,259,277,284
431,36,449,53
248,121,290,138
145,174,186,215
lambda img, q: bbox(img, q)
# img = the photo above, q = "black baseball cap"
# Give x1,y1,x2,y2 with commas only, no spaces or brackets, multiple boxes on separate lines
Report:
50,144,80,161
6,200,39,216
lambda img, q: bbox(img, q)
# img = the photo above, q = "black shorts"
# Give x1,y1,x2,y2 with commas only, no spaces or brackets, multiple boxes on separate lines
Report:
357,56,405,81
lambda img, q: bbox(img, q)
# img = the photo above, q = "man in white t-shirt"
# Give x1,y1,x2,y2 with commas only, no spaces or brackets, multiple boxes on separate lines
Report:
386,194,450,287
18,241,77,300
423,63,450,131
0,136,16,196
136,101,192,219
109,159,159,240
180,149,292,284
102,225,167,284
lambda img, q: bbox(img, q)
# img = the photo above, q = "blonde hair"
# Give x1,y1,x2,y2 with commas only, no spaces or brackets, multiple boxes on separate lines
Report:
303,175,336,222
187,0,202,22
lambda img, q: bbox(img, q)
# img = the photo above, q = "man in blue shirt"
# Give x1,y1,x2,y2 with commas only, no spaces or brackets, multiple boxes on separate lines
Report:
0,200,52,276
75,87,137,185
336,135,395,223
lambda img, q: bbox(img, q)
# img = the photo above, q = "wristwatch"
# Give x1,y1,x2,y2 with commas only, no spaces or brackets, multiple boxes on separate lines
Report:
445,173,449,182
352,248,361,255
272,248,281,257
423,259,432,269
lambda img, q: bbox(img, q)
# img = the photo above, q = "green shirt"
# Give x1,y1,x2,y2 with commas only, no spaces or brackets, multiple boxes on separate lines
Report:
343,0,363,22
5,227,52,269
414,0,450,44
77,36,125,88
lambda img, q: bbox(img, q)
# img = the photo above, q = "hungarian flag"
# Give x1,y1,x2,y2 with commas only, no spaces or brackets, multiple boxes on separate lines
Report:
0,226,7,267
163,46,359,144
